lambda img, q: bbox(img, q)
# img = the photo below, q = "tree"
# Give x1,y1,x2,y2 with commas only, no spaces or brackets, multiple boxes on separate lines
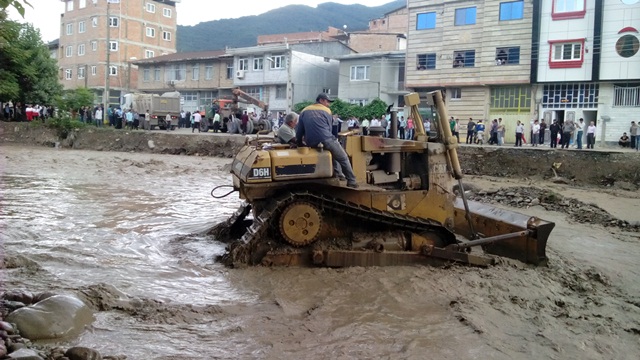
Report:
57,87,95,119
0,15,62,119
293,98,389,121
0,0,32,17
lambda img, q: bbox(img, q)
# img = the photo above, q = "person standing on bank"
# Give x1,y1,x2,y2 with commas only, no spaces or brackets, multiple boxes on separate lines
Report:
629,121,638,150
296,94,358,188
576,118,585,149
586,121,597,149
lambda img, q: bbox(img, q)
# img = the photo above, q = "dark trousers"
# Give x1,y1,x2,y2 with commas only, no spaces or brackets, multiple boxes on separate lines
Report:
515,133,523,146
550,132,558,148
539,131,545,144
466,131,475,144
587,133,595,149
398,127,405,139
631,135,636,149
561,132,571,148
489,132,498,144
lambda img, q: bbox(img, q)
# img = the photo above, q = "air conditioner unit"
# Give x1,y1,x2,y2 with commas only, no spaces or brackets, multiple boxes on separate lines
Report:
236,70,245,79
167,80,176,86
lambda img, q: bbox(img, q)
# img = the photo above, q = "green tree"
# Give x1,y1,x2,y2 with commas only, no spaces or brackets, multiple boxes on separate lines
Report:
0,0,32,17
293,101,313,114
0,16,61,119
57,87,95,119
292,97,389,121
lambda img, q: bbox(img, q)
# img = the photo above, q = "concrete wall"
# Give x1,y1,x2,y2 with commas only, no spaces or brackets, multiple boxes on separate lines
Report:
291,51,339,104
600,1,640,80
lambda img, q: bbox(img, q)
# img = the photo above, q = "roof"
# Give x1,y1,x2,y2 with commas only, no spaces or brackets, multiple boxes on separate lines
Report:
133,50,227,65
334,50,405,60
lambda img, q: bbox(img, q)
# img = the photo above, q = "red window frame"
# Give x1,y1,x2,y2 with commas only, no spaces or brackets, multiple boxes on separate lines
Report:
548,39,585,68
551,0,586,20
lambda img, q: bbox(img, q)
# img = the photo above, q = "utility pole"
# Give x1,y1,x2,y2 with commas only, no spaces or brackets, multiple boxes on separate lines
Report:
103,0,111,110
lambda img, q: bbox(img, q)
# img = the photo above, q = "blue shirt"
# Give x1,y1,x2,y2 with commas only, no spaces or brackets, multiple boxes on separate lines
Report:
296,103,335,147
476,123,485,132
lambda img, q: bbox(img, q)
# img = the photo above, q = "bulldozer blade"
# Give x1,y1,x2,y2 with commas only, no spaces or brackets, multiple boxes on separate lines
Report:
453,199,554,266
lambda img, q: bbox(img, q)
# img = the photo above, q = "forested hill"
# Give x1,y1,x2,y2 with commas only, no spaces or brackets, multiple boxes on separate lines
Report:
176,0,405,52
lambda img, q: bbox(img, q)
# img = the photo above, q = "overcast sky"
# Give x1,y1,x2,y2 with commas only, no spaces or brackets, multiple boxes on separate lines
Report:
7,0,393,43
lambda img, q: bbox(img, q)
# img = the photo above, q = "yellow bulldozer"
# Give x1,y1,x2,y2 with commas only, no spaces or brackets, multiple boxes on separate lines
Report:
214,91,554,268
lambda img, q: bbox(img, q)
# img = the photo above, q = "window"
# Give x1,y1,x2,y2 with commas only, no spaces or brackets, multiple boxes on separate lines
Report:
616,35,639,58
78,67,85,79
495,47,520,65
226,63,234,79
65,69,72,80
192,64,200,80
613,84,640,107
78,44,85,56
491,86,532,112
91,66,96,76
66,23,73,35
349,99,368,106
500,1,524,21
91,17,97,27
154,67,161,81
450,88,462,100
162,31,171,41
91,41,97,51
146,2,156,13
454,7,476,26
145,50,154,58
549,40,584,68
552,0,586,20
109,17,119,27
205,65,213,80
163,8,172,17
66,1,73,12
244,86,263,100
269,55,285,69
416,12,436,30
322,88,330,94
253,57,264,71
238,58,249,71
143,68,150,82
109,66,118,76
453,50,475,68
276,85,287,99
350,65,370,80
109,41,118,51
417,53,436,70
66,46,73,57
80,0,86,8
146,27,156,38
165,64,187,81
542,83,598,108
79,21,86,33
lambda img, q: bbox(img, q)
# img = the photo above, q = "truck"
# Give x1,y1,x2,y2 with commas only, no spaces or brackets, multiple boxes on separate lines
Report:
121,92,181,130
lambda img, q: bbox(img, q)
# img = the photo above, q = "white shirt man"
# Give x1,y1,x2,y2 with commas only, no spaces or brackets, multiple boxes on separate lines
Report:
370,118,381,127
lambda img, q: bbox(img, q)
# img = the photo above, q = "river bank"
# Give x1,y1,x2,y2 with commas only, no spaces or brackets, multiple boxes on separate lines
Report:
2,121,638,189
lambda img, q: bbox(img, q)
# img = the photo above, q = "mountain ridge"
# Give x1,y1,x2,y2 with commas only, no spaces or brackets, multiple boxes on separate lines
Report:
176,0,405,52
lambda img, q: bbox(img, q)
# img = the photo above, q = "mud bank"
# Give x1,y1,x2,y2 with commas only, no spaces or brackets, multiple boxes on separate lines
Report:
2,121,639,187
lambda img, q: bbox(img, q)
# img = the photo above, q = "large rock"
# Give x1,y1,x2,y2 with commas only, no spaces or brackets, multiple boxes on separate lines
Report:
65,347,102,360
6,348,43,359
5,295,93,340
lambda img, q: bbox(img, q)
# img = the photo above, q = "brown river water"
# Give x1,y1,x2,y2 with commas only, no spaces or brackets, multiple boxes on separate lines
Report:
1,145,639,360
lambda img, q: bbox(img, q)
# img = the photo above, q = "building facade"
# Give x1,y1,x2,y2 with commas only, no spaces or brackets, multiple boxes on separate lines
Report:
57,0,179,105
336,51,407,108
406,0,535,142
134,50,233,113
135,42,351,114
533,0,640,143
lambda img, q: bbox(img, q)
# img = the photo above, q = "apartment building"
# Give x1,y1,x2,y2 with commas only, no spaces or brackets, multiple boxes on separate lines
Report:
406,0,535,143
57,0,179,105
336,51,407,108
134,50,233,112
533,0,640,143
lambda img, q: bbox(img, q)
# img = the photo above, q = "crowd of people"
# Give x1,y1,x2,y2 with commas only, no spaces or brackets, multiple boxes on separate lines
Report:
2,103,55,122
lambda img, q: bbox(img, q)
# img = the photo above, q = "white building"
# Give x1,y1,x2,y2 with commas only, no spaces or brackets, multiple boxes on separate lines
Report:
534,0,640,143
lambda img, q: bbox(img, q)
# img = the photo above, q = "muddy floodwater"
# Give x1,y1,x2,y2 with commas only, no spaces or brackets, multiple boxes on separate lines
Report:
1,145,639,360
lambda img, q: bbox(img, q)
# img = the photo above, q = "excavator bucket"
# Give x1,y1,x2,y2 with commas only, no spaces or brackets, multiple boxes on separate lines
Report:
453,199,554,266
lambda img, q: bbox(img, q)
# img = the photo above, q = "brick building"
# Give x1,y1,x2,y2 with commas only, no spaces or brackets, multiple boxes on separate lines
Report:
57,0,179,105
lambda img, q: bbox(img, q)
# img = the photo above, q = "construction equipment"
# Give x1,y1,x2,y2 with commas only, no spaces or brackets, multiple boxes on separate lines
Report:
121,92,180,130
230,87,272,134
215,91,554,268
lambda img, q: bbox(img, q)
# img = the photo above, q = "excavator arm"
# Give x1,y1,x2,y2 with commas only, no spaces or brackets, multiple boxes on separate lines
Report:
232,87,269,112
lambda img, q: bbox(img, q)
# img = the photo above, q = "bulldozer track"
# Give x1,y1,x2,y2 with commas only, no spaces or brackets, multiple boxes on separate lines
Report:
235,191,456,261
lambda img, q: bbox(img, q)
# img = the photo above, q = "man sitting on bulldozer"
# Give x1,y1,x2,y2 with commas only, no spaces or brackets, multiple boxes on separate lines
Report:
295,94,358,188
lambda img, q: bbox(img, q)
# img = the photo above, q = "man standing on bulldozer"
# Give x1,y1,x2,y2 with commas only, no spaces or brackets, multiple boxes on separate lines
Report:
296,94,358,188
